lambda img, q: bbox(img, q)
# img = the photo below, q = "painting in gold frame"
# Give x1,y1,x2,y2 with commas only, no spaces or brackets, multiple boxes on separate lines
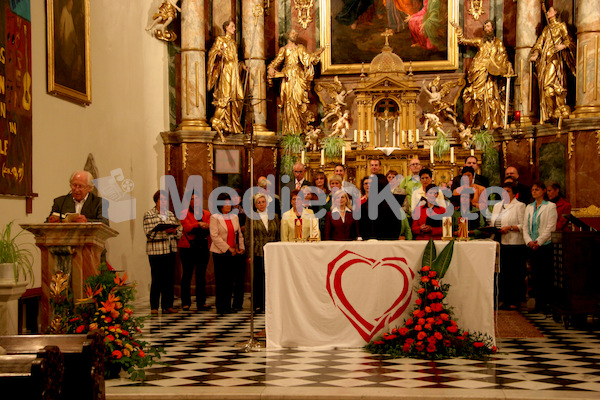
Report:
319,0,459,74
46,0,91,105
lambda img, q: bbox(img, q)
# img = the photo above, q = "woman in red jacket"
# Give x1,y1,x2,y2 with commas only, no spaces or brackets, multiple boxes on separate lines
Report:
324,190,359,241
412,184,447,240
178,193,211,311
547,181,571,231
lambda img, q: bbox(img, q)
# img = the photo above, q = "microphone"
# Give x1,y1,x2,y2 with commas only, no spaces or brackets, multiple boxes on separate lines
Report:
58,191,72,222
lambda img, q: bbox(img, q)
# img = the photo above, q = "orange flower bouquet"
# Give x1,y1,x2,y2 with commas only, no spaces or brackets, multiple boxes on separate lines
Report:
64,263,164,380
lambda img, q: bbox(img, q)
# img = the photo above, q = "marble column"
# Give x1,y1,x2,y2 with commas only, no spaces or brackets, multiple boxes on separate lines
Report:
177,0,211,131
514,0,541,125
242,1,273,134
574,0,600,117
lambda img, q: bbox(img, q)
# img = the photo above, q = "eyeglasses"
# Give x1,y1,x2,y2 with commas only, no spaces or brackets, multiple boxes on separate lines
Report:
70,183,89,190
293,170,303,173
409,163,421,167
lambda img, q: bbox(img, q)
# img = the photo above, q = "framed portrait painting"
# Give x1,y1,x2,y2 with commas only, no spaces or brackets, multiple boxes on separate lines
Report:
46,0,91,105
319,0,459,74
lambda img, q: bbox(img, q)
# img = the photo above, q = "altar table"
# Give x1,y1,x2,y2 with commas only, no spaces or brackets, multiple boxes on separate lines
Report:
264,240,497,349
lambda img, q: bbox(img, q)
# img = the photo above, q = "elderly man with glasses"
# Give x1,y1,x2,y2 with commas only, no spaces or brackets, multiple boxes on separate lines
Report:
398,157,423,212
47,170,109,224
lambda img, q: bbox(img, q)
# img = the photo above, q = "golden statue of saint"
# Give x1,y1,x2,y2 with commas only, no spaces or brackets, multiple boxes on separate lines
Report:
529,7,576,123
207,20,245,138
267,29,325,135
452,20,514,130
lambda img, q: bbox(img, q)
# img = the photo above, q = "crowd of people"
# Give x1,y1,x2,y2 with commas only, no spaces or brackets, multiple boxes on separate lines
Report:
139,156,571,316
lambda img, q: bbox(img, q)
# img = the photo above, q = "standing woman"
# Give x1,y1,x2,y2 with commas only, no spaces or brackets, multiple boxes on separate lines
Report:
210,193,245,315
178,193,211,311
324,190,359,241
245,193,280,313
143,190,182,315
546,181,571,231
360,176,370,205
490,182,527,309
281,190,320,241
523,181,557,314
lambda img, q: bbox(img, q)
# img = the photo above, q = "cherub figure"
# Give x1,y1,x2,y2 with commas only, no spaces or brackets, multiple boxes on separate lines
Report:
305,126,322,152
146,0,181,42
421,77,461,126
421,112,443,136
329,111,350,138
456,123,473,150
316,76,353,124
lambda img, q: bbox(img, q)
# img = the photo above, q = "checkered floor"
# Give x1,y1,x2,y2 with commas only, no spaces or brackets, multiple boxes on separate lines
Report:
106,297,600,399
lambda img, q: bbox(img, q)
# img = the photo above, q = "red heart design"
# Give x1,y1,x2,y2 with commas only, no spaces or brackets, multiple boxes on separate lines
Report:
327,250,415,342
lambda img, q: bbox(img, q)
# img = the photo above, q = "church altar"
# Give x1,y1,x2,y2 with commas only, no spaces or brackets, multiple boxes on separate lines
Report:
264,240,497,349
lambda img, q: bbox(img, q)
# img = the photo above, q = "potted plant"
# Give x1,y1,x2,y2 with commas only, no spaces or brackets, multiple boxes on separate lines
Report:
0,221,34,285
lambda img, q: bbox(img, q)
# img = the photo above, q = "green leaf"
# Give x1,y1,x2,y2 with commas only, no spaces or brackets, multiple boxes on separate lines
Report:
431,239,455,279
421,238,436,268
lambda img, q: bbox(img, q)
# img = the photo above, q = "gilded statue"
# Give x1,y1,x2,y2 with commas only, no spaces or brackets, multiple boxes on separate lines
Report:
305,126,322,152
207,20,246,141
146,0,181,42
316,76,354,125
267,29,325,134
451,20,514,130
455,123,473,150
421,76,460,126
529,6,576,123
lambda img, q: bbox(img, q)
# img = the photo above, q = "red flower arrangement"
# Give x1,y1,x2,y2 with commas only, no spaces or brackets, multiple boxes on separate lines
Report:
365,264,497,359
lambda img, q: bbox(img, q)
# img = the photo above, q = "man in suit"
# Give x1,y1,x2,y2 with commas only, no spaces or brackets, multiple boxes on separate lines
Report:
451,155,489,190
47,170,109,224
281,162,309,212
504,166,531,204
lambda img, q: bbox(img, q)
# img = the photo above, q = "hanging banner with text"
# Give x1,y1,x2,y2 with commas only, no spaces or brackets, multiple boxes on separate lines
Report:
0,0,32,196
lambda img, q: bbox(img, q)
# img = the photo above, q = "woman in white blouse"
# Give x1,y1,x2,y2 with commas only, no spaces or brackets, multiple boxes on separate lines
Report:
523,181,557,314
281,189,320,241
490,181,527,309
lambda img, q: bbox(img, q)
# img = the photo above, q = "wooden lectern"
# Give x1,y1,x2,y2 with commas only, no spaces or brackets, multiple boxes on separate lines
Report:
20,223,118,332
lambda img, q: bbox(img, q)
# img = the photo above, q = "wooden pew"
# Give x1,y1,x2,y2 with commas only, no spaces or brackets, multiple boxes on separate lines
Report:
0,332,105,400
0,345,63,399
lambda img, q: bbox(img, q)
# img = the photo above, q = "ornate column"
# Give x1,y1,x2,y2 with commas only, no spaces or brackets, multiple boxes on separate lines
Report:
514,0,541,124
177,0,211,131
242,1,273,134
574,0,600,117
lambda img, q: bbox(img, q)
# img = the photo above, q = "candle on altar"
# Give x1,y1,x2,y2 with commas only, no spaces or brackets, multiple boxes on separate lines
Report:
341,146,346,165
354,129,358,142
301,150,305,165
450,147,455,163
416,129,420,142
470,148,475,156
401,130,406,144
359,130,364,143
514,110,521,123
366,130,370,142
430,146,434,163
408,129,413,143
320,149,325,165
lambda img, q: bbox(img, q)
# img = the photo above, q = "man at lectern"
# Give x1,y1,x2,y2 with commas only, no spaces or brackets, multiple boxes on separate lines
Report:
47,170,109,225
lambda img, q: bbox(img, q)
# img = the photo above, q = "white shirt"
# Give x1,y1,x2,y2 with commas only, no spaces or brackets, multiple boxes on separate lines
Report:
74,194,89,215
258,210,269,231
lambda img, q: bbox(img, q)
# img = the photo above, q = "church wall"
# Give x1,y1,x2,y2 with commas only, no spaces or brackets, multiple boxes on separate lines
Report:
0,0,171,299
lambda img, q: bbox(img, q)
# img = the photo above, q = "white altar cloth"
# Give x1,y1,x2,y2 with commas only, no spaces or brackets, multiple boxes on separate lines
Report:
264,240,496,349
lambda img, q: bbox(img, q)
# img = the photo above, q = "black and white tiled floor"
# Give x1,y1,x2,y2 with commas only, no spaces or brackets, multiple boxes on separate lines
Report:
106,297,600,399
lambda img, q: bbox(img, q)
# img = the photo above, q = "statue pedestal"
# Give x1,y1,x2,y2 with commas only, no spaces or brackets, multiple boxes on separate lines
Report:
20,223,119,332
0,280,28,335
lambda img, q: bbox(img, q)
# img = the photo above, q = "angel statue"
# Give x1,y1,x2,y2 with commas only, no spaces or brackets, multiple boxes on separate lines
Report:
316,76,354,124
421,112,443,136
305,126,322,152
146,0,181,42
421,77,460,126
455,123,473,150
329,111,350,138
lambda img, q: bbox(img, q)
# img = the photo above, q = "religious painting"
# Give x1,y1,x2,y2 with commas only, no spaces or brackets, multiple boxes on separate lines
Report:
320,0,459,74
0,1,33,196
46,0,91,105
215,149,241,174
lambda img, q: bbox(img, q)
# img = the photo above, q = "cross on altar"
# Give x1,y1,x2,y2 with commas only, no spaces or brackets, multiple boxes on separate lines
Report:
381,29,394,46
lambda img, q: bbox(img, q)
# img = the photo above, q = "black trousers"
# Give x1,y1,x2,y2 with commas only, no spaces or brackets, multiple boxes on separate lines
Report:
212,251,235,314
253,256,265,310
179,240,209,308
232,254,246,309
528,244,554,311
148,252,176,310
499,244,527,306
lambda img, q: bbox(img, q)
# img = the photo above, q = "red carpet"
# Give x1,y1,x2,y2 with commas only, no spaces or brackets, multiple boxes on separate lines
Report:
495,310,544,338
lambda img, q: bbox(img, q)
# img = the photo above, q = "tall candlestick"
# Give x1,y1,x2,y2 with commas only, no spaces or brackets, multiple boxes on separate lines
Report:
401,130,406,144
301,150,305,165
321,149,325,165
354,129,358,143
416,129,420,142
366,130,370,142
359,130,364,143
450,147,455,163
408,129,413,143
341,146,346,165
430,146,434,163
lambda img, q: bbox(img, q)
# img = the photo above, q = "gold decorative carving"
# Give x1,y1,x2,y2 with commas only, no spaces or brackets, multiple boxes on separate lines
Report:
468,0,484,20
596,130,600,156
502,141,507,165
529,138,534,165
273,148,278,169
146,0,181,42
572,205,600,217
182,143,188,170
568,131,574,159
207,143,214,171
294,0,314,29
166,144,172,172
253,2,265,25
